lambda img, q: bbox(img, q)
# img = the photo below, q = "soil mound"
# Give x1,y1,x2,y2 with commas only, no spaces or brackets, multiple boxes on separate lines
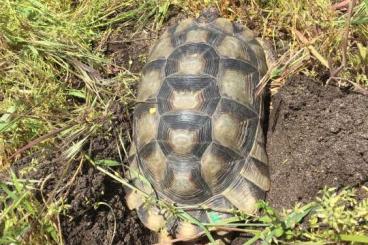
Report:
266,76,368,209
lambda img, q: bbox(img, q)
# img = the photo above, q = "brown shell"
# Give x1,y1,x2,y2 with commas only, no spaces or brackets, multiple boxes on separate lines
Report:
126,18,270,237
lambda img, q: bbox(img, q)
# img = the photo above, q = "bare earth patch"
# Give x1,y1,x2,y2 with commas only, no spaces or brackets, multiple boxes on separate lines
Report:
266,76,368,209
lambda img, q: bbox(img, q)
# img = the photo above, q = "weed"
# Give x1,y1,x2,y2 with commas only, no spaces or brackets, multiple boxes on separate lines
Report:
91,156,368,244
0,0,164,166
1,0,368,244
0,171,69,244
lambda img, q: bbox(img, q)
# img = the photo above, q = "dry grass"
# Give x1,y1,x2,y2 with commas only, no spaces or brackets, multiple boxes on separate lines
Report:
0,0,367,244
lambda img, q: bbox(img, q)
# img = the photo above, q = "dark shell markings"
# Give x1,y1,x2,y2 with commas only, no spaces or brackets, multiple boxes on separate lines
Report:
125,18,270,238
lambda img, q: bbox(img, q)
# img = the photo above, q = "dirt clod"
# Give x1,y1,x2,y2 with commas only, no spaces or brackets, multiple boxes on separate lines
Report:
60,164,154,245
266,76,368,209
58,103,154,245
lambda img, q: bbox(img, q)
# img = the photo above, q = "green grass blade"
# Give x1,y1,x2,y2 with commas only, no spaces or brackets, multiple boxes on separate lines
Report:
340,234,368,243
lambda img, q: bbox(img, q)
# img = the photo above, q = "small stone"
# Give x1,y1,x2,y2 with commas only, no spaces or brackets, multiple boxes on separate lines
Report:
329,126,340,134
354,119,363,126
360,133,368,140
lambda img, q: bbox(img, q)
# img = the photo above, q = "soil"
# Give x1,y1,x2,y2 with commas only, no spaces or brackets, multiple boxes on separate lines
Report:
59,158,154,245
8,14,368,245
13,102,155,245
59,104,155,244
266,76,368,209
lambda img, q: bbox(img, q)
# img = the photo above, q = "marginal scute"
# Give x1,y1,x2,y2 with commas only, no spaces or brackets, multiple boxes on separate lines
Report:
236,27,256,42
125,170,145,209
137,68,162,101
137,205,166,232
158,230,173,244
249,124,268,164
176,222,200,239
210,18,234,34
134,104,159,149
126,188,144,210
249,143,268,163
149,37,175,61
140,142,167,183
175,18,196,34
241,157,270,191
204,195,234,221
223,177,265,214
125,158,153,210
128,143,136,158
247,39,268,76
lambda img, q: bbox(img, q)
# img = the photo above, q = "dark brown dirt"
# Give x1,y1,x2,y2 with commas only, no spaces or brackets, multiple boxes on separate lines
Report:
266,76,368,209
106,27,154,74
18,19,166,245
7,13,368,245
59,157,154,245
15,102,155,245
22,75,366,245
61,106,153,245
105,9,186,74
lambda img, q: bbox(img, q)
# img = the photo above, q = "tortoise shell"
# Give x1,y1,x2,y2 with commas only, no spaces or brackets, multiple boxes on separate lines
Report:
126,18,270,238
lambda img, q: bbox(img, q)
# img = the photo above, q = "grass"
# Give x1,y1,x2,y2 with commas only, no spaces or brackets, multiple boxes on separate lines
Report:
0,171,68,244
0,0,165,168
0,0,367,244
92,159,368,244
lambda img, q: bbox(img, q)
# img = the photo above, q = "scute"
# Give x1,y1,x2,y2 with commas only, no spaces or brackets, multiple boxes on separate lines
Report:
137,205,166,232
186,29,210,43
170,90,201,110
174,18,196,34
125,158,154,210
139,141,167,183
223,176,265,214
201,143,242,192
213,112,245,151
161,161,212,204
210,18,234,34
241,157,270,191
212,99,258,153
217,36,246,60
127,17,270,238
157,113,212,158
137,60,165,101
149,36,175,62
165,43,220,77
133,103,159,149
157,75,220,115
168,128,197,155
219,69,256,106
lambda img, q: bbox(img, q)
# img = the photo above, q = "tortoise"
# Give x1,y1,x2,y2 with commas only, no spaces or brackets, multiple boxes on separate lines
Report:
125,17,271,241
